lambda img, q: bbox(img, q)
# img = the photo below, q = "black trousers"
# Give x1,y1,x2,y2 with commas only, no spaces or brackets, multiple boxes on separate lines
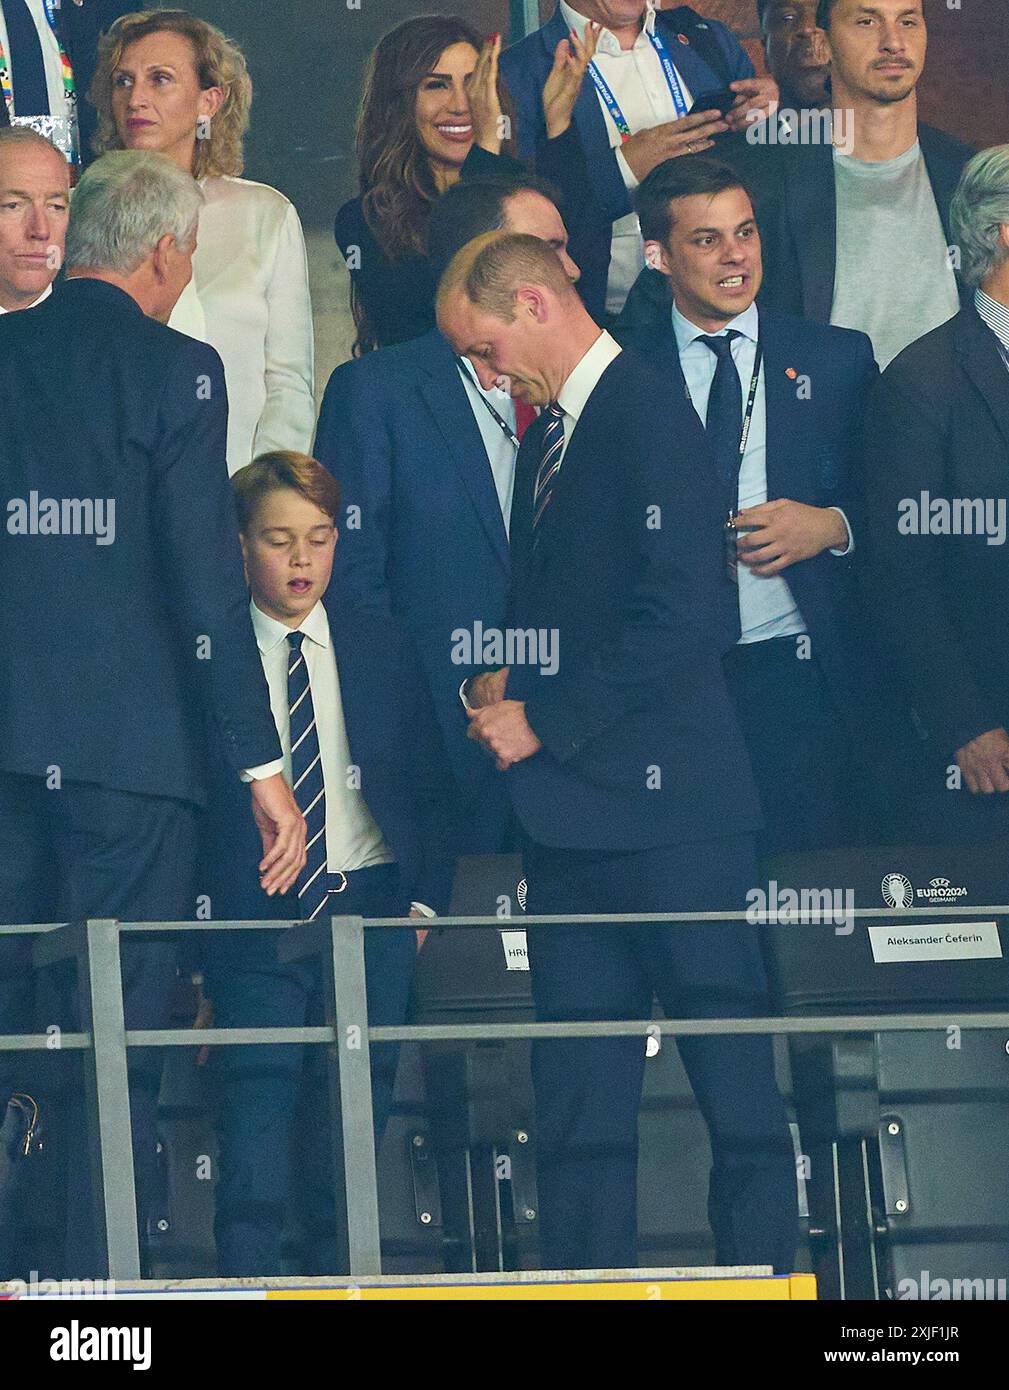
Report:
203,863,417,1277
0,771,197,1278
723,636,856,856
523,834,798,1274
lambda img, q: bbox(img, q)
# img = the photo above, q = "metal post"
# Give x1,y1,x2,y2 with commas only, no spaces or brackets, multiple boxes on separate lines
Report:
278,915,382,1275
326,915,381,1276
34,919,141,1279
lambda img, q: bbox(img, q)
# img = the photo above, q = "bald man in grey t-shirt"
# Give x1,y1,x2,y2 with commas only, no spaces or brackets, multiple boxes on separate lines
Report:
830,141,960,367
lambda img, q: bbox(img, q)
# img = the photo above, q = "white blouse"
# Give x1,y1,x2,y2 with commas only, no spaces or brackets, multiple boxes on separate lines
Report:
169,175,315,474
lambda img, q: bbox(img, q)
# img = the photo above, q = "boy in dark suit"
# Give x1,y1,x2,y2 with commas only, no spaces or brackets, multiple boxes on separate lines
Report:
200,451,455,1278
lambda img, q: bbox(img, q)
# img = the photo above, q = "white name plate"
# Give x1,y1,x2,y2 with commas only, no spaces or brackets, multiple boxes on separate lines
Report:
868,921,1003,964
500,930,529,971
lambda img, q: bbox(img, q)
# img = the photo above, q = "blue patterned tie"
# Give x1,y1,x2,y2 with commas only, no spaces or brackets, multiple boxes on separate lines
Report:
287,631,327,922
6,0,51,116
531,401,566,545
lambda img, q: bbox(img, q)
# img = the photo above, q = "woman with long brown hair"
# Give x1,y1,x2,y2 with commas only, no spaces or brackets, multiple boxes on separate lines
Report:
335,17,520,353
91,9,315,473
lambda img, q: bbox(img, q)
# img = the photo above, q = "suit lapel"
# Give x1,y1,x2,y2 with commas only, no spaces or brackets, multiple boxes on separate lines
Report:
956,308,1009,456
760,315,795,503
786,144,836,324
417,333,510,575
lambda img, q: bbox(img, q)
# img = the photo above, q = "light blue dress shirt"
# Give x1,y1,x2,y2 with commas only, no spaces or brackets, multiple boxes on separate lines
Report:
672,300,807,644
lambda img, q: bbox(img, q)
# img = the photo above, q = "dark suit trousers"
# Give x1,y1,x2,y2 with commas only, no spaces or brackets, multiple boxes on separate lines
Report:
0,771,196,1278
723,636,856,856
204,863,416,1278
523,835,797,1274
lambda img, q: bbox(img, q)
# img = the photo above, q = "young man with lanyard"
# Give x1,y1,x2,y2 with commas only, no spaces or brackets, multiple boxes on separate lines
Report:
623,155,890,855
0,1,131,170
500,1,778,321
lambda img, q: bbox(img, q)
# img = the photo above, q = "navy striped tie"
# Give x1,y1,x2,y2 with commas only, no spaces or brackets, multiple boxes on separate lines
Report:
287,631,327,922
531,401,566,545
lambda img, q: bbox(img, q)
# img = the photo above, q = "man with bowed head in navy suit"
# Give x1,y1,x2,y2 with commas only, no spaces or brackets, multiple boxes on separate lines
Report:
436,230,798,1273
0,149,305,1273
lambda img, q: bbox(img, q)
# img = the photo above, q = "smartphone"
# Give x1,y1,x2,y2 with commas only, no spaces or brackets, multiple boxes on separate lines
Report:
687,89,737,118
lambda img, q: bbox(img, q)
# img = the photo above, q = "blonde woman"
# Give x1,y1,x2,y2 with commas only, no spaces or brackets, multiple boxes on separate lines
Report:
91,9,314,473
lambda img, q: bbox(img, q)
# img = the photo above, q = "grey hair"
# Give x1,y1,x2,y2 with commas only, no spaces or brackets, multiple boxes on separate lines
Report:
0,126,67,161
950,144,1009,289
65,150,203,275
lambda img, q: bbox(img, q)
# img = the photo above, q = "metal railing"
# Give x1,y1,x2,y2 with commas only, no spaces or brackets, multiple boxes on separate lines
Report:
3,906,1009,1280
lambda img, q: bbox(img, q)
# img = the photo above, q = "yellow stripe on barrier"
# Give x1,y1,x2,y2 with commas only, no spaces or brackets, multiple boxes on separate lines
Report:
266,1273,817,1301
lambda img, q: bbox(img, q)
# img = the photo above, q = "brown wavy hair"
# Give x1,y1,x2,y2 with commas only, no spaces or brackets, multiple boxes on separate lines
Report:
356,16,515,261
90,10,252,180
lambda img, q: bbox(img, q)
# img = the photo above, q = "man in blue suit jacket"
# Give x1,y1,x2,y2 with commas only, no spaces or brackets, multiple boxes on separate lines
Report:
314,174,581,857
621,155,896,852
501,1,776,321
200,452,455,1277
438,230,797,1273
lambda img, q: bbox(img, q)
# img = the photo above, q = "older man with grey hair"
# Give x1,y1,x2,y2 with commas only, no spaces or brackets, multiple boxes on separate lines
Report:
0,126,68,313
0,149,305,1276
862,144,1009,848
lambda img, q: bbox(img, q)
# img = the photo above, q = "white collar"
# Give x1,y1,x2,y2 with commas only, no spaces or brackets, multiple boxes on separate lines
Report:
559,1,656,56
251,596,330,654
671,298,760,352
557,328,622,424
0,281,53,314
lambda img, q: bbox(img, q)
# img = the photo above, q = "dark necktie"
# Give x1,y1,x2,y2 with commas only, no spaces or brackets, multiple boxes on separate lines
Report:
5,0,51,116
698,330,743,492
287,631,328,922
531,401,565,545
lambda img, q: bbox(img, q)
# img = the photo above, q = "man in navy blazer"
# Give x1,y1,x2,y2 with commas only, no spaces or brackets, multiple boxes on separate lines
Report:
500,2,776,322
621,155,896,852
200,452,455,1277
0,151,304,1274
438,230,797,1273
314,174,581,857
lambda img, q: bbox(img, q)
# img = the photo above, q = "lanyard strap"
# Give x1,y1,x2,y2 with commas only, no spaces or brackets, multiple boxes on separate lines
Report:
0,1,76,108
456,357,520,450
587,26,689,142
737,340,763,466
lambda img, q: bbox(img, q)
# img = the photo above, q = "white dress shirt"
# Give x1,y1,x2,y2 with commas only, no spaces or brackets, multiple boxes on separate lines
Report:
560,0,692,315
0,280,50,312
249,598,394,875
0,0,77,160
672,300,850,644
169,176,315,475
456,356,518,531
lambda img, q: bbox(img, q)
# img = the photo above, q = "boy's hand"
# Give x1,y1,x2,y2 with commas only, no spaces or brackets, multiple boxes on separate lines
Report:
251,773,307,895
